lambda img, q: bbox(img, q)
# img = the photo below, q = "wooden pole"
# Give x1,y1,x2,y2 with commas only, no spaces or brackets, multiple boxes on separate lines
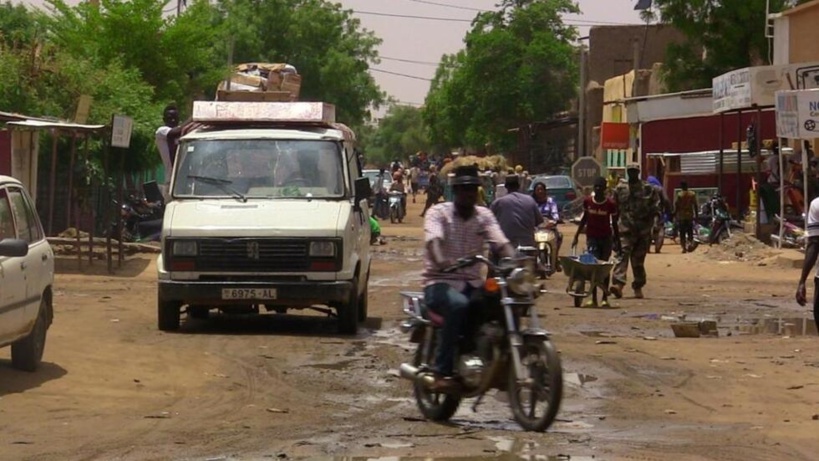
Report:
718,113,724,194
737,110,743,216
117,149,125,268
66,133,77,231
47,130,58,236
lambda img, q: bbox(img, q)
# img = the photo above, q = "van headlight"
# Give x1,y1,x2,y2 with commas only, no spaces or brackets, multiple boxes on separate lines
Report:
172,240,198,256
507,267,535,295
309,241,336,257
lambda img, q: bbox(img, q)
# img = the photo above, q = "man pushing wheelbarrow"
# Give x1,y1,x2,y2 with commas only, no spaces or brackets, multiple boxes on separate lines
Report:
566,177,620,308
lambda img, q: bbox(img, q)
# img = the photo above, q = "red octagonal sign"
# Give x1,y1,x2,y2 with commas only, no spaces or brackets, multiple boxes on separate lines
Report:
571,157,602,188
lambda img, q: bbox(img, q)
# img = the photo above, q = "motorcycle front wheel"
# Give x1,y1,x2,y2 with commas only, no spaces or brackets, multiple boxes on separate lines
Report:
508,337,563,432
412,335,461,421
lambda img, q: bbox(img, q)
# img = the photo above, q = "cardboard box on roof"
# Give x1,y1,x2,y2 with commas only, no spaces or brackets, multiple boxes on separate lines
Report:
217,62,302,101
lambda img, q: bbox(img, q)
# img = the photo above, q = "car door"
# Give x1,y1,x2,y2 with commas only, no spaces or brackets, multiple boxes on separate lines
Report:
7,186,49,326
0,186,25,344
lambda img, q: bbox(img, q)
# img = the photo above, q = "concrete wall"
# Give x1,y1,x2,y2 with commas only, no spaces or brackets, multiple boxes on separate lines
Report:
588,24,686,87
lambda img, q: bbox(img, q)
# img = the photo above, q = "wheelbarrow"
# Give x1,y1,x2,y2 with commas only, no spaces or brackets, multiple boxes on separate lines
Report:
559,252,617,307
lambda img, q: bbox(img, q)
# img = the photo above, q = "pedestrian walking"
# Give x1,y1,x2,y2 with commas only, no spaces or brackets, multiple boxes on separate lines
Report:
572,176,619,307
609,162,662,299
796,195,819,333
674,181,698,252
421,166,443,217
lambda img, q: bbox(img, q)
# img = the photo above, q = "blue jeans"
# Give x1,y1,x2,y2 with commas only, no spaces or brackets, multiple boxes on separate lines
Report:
423,283,474,376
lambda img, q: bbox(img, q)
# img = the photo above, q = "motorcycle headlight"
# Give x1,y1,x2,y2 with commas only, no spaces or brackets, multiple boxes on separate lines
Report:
172,240,198,256
507,267,536,295
309,241,336,257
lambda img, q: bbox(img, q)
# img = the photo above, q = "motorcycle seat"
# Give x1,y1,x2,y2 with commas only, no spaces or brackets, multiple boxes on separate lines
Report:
424,308,445,327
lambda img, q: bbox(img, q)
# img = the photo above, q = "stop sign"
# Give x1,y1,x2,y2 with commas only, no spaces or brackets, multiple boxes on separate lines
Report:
571,157,602,188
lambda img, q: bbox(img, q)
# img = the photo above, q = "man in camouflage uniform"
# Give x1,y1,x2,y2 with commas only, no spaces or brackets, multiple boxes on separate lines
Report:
610,163,662,299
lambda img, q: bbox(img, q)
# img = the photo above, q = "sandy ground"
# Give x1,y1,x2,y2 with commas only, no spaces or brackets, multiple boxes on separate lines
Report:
2,197,819,461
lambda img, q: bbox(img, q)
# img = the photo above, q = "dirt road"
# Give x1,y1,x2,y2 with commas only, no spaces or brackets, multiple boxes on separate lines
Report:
2,199,819,461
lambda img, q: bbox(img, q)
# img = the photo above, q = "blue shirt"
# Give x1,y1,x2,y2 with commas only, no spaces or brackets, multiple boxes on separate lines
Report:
537,197,560,221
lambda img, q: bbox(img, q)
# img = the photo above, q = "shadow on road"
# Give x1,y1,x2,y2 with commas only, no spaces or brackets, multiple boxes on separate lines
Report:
0,361,68,397
175,312,383,339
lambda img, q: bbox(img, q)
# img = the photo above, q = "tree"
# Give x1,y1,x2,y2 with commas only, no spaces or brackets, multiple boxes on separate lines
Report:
654,0,815,91
422,0,579,152
212,0,385,124
365,104,430,167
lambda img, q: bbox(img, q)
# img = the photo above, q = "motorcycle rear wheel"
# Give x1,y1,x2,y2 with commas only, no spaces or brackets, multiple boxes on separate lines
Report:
412,334,461,421
508,337,563,432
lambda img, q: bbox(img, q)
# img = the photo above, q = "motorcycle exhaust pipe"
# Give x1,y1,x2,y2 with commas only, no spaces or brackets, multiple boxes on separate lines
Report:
399,363,420,380
398,363,435,386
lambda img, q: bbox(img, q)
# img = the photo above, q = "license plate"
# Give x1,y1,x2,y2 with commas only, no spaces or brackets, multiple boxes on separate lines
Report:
221,288,277,300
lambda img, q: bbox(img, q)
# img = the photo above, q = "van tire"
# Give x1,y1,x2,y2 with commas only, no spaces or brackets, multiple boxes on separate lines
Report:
358,284,369,323
11,298,49,372
338,278,359,335
158,295,181,331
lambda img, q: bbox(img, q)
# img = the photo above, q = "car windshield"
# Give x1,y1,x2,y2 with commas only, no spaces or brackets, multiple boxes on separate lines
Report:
363,170,392,189
173,139,345,199
533,176,573,190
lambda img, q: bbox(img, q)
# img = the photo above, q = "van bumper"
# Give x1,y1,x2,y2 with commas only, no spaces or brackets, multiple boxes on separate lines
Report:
158,280,353,304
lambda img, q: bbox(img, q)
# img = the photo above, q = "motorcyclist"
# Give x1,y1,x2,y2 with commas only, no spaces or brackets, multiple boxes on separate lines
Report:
532,182,564,272
389,170,407,219
422,165,514,392
489,175,543,248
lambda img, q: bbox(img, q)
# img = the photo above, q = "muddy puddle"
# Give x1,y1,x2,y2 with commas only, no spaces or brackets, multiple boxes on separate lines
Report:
729,316,817,336
322,455,598,460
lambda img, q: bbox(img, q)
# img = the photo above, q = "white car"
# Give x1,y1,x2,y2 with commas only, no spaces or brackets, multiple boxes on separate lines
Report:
0,176,54,371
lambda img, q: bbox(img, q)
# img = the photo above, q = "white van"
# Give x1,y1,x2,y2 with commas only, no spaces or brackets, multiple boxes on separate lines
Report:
156,101,372,334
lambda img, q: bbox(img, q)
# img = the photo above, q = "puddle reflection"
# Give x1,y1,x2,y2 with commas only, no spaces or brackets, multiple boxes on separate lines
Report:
734,317,817,336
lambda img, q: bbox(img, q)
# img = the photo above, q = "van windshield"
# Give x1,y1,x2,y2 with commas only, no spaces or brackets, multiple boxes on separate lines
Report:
172,139,345,199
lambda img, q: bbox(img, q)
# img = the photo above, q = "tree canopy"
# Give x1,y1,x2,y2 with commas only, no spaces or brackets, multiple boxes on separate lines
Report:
654,0,815,91
0,0,385,174
363,104,430,167
422,0,579,153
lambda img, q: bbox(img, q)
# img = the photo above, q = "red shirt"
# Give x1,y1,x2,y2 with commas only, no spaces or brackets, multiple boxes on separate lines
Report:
583,195,618,238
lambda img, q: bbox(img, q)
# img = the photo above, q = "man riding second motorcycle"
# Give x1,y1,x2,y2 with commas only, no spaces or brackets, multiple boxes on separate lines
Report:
422,164,515,393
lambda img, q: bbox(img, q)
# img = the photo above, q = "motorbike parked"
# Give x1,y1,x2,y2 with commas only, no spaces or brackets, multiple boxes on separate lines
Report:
111,194,163,242
770,214,806,251
388,191,406,224
398,254,563,432
701,194,732,245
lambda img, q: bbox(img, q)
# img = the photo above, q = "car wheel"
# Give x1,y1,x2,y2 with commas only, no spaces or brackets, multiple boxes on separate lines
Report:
158,294,181,331
338,277,359,335
11,298,49,372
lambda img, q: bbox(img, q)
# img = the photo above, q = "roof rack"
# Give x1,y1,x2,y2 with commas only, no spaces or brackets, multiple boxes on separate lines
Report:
192,101,336,125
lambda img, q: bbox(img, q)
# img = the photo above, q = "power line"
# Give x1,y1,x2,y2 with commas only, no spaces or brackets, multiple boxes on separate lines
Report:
355,10,472,22
380,56,440,66
371,68,433,81
354,10,638,26
401,0,489,12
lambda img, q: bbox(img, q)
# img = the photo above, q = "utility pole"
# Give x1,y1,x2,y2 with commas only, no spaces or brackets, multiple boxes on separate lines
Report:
578,45,587,159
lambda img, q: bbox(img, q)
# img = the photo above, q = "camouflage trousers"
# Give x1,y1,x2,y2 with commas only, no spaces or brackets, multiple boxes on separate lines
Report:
612,232,651,289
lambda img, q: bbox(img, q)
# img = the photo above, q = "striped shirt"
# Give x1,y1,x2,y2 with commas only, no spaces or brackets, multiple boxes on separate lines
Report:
423,202,510,290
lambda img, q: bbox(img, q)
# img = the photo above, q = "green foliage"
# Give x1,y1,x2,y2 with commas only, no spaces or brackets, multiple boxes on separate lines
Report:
213,0,385,124
365,105,430,167
422,0,579,152
0,1,45,49
655,0,814,91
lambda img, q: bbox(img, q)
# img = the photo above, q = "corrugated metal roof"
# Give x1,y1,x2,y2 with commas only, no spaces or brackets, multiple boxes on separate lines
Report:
6,120,105,132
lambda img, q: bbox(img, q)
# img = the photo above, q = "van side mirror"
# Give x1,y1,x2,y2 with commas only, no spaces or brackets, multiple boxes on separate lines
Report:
354,177,372,211
0,238,28,257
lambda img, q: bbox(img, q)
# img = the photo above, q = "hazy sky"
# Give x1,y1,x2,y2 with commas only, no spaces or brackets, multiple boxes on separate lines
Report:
338,0,644,106
17,0,644,107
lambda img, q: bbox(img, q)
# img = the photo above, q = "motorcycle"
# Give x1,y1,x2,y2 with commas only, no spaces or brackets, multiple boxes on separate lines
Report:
701,194,732,245
650,213,669,253
770,214,806,250
398,255,563,432
110,194,164,242
533,225,558,279
388,191,406,224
